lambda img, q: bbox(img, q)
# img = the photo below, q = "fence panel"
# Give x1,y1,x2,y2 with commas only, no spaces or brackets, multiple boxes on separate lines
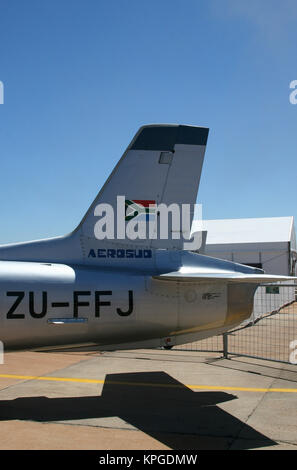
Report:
174,284,297,364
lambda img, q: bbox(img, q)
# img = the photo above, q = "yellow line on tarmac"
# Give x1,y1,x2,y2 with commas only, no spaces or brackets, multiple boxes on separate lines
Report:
0,373,297,393
0,374,103,384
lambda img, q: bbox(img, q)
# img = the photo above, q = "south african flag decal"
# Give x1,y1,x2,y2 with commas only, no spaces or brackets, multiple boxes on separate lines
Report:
125,199,156,221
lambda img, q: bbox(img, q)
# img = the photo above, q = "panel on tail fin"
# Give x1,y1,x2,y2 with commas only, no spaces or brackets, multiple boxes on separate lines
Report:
77,124,209,252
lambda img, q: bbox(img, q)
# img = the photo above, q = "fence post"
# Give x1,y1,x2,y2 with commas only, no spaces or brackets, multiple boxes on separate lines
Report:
223,333,228,359
0,341,3,364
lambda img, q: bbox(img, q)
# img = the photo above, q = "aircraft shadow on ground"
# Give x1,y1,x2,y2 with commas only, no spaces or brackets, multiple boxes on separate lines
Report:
0,371,275,450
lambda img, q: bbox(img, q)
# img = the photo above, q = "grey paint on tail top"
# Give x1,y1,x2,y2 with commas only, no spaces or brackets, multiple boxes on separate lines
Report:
130,124,209,151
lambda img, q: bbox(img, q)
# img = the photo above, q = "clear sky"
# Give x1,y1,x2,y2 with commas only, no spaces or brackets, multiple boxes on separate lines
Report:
0,0,296,244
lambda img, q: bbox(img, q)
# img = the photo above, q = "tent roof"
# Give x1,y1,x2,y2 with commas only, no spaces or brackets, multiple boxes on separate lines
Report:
192,216,295,246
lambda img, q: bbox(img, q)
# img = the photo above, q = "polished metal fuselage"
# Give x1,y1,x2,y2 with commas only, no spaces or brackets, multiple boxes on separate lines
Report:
0,250,257,351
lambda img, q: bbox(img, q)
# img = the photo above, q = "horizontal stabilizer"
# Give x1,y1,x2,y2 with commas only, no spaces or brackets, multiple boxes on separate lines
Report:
153,271,297,284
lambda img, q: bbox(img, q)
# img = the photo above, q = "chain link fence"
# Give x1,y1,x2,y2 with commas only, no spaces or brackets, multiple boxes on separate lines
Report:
175,283,297,364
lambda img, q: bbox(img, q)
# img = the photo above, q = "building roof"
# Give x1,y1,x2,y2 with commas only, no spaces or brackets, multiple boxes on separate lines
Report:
191,216,295,246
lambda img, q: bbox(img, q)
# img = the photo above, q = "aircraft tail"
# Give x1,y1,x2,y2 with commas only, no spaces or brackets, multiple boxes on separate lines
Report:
0,124,209,264
77,124,209,251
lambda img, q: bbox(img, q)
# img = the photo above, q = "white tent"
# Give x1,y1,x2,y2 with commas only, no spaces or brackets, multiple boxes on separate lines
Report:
191,216,297,321
192,216,296,276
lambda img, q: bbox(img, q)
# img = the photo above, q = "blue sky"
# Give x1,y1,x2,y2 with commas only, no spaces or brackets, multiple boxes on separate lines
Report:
0,0,296,244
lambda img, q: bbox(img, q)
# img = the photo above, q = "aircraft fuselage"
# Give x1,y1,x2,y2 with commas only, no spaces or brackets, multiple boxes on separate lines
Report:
0,258,256,351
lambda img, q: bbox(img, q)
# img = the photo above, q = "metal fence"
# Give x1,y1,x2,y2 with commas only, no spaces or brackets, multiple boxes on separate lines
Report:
175,284,297,364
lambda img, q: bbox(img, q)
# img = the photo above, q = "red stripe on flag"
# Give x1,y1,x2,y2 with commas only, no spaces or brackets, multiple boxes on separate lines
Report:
133,200,156,207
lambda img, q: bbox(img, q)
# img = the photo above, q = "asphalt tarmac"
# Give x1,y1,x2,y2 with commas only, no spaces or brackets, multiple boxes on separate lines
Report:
0,348,296,450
